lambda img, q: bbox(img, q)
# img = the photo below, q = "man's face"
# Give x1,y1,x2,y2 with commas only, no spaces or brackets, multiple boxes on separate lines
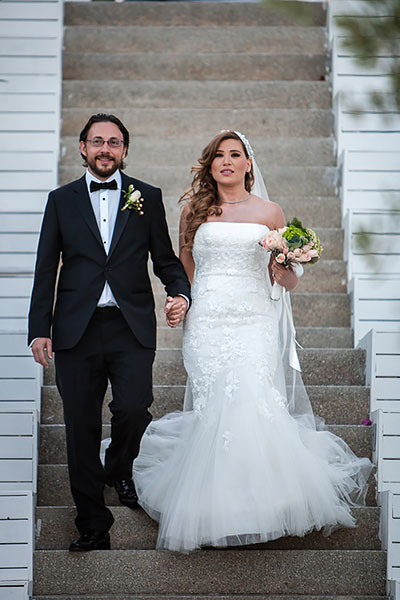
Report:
80,121,127,180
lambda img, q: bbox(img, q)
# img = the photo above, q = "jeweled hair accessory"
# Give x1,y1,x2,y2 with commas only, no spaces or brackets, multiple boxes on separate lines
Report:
234,131,254,159
220,129,254,158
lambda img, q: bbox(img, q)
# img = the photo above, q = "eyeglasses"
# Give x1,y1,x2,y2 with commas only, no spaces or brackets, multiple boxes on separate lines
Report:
86,137,125,148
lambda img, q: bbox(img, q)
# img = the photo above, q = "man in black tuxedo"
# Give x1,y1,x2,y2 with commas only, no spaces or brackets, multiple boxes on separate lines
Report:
28,114,190,551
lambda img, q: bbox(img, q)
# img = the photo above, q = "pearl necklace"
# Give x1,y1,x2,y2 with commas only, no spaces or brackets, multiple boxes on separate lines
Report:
220,193,251,205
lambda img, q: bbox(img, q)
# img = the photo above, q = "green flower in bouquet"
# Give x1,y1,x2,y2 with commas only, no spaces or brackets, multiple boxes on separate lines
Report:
283,218,323,264
306,227,323,263
282,218,310,251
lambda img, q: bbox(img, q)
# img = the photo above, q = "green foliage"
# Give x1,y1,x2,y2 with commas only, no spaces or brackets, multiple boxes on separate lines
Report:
263,0,324,24
336,0,400,111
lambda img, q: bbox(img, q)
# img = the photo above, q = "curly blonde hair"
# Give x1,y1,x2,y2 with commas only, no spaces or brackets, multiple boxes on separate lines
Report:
180,131,255,250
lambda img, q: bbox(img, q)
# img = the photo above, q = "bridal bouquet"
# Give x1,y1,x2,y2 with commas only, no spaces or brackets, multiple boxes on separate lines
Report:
260,218,323,300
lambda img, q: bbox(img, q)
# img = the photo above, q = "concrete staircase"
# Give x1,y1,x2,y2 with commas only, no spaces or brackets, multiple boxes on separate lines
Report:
33,2,386,598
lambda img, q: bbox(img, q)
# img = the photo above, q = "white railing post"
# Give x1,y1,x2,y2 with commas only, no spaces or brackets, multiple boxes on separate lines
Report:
0,0,63,596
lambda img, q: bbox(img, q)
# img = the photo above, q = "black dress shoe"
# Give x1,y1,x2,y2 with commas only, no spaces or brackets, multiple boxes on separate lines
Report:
114,478,138,508
69,529,110,552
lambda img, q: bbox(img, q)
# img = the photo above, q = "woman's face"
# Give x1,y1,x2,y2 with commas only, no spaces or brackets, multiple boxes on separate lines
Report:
210,138,251,188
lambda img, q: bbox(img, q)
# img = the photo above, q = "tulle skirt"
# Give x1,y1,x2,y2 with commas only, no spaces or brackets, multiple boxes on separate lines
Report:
133,362,372,553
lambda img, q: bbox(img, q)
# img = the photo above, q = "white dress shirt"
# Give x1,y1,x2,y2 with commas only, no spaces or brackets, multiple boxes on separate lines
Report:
86,170,189,309
85,169,121,307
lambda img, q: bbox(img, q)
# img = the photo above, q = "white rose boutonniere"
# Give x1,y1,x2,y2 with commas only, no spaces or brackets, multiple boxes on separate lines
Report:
121,184,144,215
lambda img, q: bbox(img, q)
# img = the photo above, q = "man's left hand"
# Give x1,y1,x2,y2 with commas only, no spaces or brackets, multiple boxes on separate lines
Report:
164,296,188,328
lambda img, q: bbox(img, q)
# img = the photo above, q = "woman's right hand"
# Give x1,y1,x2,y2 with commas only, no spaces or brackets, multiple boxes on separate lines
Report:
271,261,298,292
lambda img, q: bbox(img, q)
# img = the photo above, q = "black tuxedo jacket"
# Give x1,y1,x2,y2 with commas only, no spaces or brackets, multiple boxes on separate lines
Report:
28,173,190,351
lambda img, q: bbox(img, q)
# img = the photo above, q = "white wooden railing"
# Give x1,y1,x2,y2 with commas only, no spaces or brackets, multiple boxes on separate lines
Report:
329,1,400,597
348,274,400,347
381,491,400,591
358,331,400,417
0,1,63,597
343,208,400,282
359,331,400,588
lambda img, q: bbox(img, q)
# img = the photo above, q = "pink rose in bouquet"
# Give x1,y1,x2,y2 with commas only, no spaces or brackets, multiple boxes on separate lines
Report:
260,218,323,299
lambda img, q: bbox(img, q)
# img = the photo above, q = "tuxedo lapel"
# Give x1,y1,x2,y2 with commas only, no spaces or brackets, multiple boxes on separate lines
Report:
72,176,105,252
107,173,132,261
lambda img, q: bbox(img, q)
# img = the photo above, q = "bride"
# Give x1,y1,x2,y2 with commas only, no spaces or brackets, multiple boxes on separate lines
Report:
132,130,372,553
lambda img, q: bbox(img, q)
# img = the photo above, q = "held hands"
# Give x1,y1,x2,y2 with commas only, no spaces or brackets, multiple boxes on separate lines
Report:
164,296,188,328
31,337,53,368
271,261,298,292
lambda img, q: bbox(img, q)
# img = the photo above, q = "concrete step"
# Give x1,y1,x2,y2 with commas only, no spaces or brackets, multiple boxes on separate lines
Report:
296,260,346,293
64,2,327,27
313,228,343,260
35,505,379,551
306,386,370,425
43,346,364,388
41,384,369,427
33,597,387,600
277,197,341,228
38,423,372,466
296,326,352,348
61,134,335,166
291,293,349,327
36,464,377,509
61,108,333,138
64,26,327,56
300,348,366,385
33,549,385,597
63,52,327,82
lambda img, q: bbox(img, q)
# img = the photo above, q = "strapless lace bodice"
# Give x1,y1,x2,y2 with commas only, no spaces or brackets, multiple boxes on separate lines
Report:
192,222,270,295
189,221,272,309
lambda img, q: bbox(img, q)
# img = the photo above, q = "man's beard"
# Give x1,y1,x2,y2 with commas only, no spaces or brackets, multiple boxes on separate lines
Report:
87,153,122,179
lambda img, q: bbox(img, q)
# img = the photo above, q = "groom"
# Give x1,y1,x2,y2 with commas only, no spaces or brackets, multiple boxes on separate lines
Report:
28,113,190,551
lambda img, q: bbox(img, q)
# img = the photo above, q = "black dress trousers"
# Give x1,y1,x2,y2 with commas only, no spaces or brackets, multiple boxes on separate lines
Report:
55,307,155,533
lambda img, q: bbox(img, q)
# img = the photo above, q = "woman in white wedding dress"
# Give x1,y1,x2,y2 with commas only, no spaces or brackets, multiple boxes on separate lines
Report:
132,131,372,553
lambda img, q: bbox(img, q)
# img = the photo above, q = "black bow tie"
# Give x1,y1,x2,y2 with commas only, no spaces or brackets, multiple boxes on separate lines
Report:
90,179,118,193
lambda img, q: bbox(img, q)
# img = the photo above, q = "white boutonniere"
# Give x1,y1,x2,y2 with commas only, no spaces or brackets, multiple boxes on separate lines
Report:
121,184,144,215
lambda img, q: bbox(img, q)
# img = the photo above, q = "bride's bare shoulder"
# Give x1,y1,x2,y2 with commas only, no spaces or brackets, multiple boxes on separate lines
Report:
179,201,193,226
251,196,285,228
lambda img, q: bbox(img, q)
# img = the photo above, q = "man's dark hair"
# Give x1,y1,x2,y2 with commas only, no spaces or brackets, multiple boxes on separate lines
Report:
79,113,130,169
